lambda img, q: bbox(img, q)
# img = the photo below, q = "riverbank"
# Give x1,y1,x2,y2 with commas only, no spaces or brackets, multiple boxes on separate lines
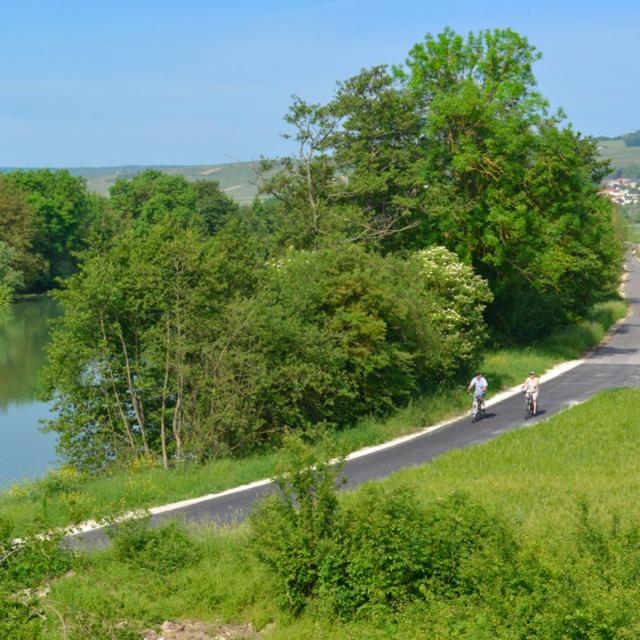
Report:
0,299,626,536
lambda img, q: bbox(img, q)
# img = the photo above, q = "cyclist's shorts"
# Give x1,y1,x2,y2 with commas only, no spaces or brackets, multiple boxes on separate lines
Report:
525,390,539,401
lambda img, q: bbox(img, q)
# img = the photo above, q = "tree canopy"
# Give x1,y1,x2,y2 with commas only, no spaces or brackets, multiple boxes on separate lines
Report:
35,27,623,469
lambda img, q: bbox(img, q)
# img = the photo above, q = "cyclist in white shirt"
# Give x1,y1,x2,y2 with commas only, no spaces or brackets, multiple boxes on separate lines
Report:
468,372,488,409
522,371,540,415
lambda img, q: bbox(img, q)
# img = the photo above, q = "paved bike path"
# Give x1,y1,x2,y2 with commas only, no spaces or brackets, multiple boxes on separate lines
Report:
69,253,640,548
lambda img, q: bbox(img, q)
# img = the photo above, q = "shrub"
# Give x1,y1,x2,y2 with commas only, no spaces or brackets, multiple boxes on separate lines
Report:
252,448,522,620
317,489,520,617
0,517,74,639
106,515,201,572
250,434,344,613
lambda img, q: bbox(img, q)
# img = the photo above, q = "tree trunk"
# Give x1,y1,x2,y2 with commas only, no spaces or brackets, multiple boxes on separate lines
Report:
118,325,150,455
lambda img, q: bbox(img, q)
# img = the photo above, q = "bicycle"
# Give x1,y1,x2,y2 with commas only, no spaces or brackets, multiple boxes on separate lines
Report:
471,395,485,423
524,392,534,420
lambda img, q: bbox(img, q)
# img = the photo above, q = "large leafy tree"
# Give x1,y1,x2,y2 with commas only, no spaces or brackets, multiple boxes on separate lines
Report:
5,169,93,289
109,170,240,237
109,169,198,232
402,28,621,335
260,71,427,251
268,27,621,338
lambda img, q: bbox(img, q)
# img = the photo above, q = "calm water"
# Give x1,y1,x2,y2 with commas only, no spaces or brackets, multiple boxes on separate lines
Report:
0,297,60,486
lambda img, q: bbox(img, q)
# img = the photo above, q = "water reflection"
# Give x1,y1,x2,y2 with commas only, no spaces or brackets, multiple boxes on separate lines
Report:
0,297,60,485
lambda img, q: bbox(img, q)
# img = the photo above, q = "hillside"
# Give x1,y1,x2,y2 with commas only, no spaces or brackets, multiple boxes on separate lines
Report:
0,133,636,202
1,162,265,203
598,138,640,175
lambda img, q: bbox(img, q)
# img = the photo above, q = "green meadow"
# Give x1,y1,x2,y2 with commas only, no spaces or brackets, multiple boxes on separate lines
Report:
34,387,640,639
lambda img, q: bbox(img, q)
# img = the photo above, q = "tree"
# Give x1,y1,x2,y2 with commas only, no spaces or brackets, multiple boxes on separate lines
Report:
328,65,429,250
269,27,621,338
42,217,262,469
400,28,621,337
261,73,428,251
109,169,199,233
5,169,93,289
0,177,43,289
0,242,24,304
259,98,360,250
193,179,240,235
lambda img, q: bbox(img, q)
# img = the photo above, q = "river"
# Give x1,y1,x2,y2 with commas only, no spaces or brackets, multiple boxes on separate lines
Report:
0,296,60,487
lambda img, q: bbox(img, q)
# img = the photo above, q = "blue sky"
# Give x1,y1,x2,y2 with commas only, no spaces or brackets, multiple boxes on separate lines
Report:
1,0,638,167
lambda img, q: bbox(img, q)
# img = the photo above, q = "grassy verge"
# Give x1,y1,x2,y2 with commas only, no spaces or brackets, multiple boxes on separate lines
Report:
38,387,640,638
624,222,640,243
0,299,626,536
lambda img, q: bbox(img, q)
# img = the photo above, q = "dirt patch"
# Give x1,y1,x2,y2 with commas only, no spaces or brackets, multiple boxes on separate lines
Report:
144,619,261,640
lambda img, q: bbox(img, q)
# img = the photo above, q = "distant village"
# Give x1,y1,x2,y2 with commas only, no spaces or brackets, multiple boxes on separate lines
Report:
601,178,640,206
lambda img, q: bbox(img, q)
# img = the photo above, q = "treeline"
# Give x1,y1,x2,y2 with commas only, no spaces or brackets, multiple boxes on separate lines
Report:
0,169,97,302
37,28,621,470
0,167,240,302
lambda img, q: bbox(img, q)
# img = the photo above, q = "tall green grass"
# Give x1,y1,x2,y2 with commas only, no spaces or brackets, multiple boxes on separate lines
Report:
41,389,640,639
0,299,626,536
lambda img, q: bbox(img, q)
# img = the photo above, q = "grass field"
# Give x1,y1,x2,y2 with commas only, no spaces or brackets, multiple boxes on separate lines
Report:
0,299,626,537
34,387,640,639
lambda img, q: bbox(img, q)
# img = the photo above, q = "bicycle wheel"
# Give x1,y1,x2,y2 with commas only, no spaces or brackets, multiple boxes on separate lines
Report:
524,396,532,420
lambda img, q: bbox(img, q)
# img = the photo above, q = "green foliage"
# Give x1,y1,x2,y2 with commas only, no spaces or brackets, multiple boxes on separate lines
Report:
246,391,640,636
266,27,622,340
316,489,520,618
193,178,240,234
0,517,74,639
106,515,201,572
253,456,520,619
0,241,24,304
251,433,522,621
5,169,95,289
0,176,43,290
400,28,621,337
109,168,199,232
44,227,488,468
251,433,343,613
5,390,638,638
108,169,239,237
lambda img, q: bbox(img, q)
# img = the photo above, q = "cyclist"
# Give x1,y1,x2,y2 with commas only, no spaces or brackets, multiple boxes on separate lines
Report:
468,372,488,414
522,371,540,416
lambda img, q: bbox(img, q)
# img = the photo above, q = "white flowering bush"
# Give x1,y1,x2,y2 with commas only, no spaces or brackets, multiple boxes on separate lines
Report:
413,247,492,380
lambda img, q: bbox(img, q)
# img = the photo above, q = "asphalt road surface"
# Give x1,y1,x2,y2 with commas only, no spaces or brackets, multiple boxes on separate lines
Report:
69,252,640,549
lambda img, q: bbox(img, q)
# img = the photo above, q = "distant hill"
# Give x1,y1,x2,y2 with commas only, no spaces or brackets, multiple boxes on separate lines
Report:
598,133,640,179
0,161,266,203
4,136,640,195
